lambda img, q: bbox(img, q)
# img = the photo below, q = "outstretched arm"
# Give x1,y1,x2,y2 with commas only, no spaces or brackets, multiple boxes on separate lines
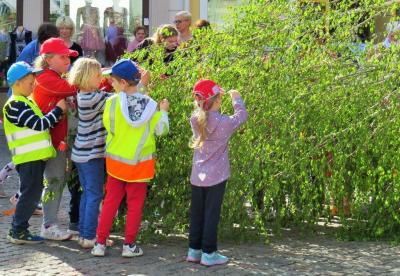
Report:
5,100,65,131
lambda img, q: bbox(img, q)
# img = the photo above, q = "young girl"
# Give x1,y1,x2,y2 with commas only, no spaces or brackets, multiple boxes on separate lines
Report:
187,79,248,266
68,58,111,248
32,37,79,240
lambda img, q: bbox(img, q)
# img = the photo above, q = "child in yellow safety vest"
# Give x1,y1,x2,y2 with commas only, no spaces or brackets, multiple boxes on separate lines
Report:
92,59,170,258
3,61,67,244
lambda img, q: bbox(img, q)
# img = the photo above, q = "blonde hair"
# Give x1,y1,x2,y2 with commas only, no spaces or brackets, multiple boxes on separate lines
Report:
56,16,75,35
34,54,55,69
190,94,220,149
176,11,192,21
68,57,101,89
153,24,179,44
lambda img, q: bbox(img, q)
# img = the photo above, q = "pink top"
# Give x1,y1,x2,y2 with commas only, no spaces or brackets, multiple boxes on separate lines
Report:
190,97,248,187
127,38,141,52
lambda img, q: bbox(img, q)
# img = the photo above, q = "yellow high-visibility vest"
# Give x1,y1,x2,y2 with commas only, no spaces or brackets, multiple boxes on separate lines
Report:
103,93,162,182
3,95,56,165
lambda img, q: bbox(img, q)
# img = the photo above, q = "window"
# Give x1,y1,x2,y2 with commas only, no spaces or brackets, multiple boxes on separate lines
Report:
48,0,145,64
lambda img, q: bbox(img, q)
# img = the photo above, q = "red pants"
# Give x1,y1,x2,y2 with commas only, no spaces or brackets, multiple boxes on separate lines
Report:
96,175,147,244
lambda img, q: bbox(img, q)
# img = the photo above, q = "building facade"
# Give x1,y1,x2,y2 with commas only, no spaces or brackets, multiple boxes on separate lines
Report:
0,0,242,97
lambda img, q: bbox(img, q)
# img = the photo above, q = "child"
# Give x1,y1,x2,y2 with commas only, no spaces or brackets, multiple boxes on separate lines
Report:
32,37,80,240
68,58,111,248
3,61,66,244
186,80,248,266
91,59,169,257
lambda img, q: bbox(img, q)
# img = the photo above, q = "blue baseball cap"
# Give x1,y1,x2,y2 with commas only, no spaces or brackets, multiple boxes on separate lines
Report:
103,59,141,82
7,61,43,86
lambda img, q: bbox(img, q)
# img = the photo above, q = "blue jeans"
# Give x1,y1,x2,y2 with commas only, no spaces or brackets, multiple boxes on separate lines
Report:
12,160,46,232
75,158,105,239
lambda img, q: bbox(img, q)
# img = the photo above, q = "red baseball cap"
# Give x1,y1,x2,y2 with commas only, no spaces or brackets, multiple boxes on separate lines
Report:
193,79,222,99
40,38,79,57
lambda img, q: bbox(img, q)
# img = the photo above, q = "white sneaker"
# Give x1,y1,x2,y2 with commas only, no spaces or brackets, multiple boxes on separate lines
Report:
78,237,84,246
81,238,96,249
122,243,143,258
40,224,72,241
91,242,106,257
67,229,79,236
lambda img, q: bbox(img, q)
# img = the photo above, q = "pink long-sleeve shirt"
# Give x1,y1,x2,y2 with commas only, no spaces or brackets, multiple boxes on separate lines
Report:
190,97,248,187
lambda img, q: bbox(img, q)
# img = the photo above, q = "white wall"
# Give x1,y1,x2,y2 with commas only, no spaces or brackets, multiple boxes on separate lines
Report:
168,0,185,24
149,0,188,34
23,0,43,36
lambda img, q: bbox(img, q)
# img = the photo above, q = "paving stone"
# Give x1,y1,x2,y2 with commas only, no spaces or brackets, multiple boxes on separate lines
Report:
2,131,400,275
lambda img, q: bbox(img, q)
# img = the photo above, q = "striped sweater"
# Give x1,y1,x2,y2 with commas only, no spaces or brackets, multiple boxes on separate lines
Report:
4,99,63,131
71,91,111,163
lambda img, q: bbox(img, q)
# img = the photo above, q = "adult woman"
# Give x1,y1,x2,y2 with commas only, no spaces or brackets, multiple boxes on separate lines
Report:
16,22,59,65
127,26,146,52
136,24,179,64
56,16,83,64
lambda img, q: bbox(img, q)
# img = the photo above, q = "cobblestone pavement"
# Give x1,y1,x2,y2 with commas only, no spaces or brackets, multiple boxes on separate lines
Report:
1,131,400,275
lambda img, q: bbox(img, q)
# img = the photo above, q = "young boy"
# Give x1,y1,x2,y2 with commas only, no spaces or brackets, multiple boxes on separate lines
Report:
3,61,67,244
92,59,170,257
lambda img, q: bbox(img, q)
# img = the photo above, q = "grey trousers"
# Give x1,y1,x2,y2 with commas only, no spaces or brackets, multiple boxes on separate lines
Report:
42,150,67,227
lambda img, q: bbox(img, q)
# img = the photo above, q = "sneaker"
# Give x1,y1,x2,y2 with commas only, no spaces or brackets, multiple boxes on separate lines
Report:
78,237,84,246
0,183,6,198
32,207,43,216
122,243,143,258
186,248,202,263
200,252,229,267
67,222,79,235
91,242,106,257
40,224,72,241
0,163,14,184
81,238,96,249
9,194,18,206
7,229,44,245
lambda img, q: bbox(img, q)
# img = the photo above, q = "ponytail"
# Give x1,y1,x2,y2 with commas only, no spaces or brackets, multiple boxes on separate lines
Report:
190,107,209,149
34,54,54,69
189,93,220,149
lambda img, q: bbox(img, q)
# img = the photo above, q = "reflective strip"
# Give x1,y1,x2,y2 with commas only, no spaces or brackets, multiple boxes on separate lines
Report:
107,94,152,165
6,128,43,142
132,122,150,164
106,153,153,165
109,97,117,136
11,140,52,156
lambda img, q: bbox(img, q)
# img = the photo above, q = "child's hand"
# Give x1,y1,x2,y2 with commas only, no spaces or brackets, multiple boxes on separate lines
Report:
159,99,169,112
140,68,150,86
228,90,241,100
56,99,68,113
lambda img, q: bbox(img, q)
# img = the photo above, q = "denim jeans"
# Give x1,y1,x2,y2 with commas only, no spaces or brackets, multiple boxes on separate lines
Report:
12,160,46,232
75,158,105,239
